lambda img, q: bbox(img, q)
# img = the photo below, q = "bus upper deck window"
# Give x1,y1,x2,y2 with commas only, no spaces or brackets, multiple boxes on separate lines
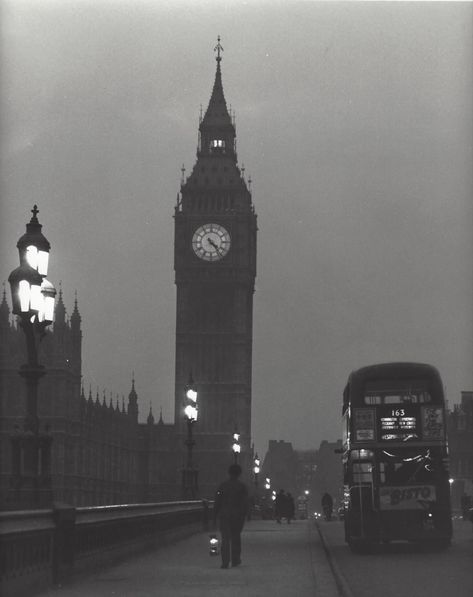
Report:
364,395,382,405
384,392,431,404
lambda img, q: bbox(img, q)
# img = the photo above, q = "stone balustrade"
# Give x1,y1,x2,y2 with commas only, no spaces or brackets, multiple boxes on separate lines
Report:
0,500,211,597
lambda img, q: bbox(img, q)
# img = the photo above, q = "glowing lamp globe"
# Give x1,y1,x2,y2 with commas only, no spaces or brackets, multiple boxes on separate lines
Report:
8,262,43,316
39,279,57,324
186,388,198,402
184,404,198,422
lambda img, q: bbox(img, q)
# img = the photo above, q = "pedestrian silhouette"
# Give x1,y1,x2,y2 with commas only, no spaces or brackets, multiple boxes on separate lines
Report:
274,489,285,523
214,464,249,569
286,492,295,523
321,492,333,521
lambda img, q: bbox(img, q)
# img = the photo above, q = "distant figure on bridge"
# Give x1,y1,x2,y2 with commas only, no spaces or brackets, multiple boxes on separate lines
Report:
274,489,286,523
214,464,249,569
286,493,295,524
321,492,333,521
460,493,471,521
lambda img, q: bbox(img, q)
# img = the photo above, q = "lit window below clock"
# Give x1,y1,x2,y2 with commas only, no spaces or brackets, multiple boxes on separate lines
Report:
211,139,225,150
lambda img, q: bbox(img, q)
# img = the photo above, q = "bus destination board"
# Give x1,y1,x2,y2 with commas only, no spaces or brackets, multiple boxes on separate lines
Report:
378,406,419,441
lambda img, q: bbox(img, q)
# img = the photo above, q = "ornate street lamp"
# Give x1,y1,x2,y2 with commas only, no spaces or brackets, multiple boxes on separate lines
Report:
232,426,241,464
182,373,198,499
7,205,56,509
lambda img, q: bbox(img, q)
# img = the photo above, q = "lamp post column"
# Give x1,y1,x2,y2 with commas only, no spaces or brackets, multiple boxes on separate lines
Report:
182,374,198,499
7,206,56,510
252,453,260,519
232,427,241,464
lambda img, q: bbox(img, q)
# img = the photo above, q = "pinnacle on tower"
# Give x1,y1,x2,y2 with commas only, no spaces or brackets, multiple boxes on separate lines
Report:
54,281,66,326
147,403,155,425
128,372,139,421
71,290,81,329
0,283,10,328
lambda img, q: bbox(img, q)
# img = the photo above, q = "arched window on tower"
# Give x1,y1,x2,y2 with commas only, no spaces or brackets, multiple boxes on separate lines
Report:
210,139,225,152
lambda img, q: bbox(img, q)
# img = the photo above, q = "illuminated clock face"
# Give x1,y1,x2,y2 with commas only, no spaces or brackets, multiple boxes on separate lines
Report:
192,223,231,261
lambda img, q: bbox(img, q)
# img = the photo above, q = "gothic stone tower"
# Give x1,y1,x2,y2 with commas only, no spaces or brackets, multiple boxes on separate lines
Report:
174,40,257,497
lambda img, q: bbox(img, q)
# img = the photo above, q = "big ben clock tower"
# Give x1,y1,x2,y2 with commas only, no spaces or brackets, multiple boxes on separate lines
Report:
174,38,257,497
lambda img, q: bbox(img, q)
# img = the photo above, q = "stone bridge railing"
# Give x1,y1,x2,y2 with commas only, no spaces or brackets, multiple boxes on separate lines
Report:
0,500,211,597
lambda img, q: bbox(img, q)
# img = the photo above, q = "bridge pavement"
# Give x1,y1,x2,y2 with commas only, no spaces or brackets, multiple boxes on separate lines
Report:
38,519,339,597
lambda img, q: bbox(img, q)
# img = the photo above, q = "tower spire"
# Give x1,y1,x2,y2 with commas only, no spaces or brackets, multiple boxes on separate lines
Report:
214,35,223,63
200,37,232,131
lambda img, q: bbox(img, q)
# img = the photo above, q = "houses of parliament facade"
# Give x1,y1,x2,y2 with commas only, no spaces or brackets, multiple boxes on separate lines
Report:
1,40,256,509
0,287,179,507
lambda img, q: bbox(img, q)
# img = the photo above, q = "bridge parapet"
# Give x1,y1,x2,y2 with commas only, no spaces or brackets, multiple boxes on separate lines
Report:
0,500,211,597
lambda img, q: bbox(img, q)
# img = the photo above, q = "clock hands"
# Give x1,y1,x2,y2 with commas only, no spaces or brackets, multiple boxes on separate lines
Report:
207,236,227,258
192,225,230,261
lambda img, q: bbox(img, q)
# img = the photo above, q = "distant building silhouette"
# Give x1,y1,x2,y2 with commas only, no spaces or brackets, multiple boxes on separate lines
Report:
261,438,343,515
311,440,343,510
262,440,299,496
447,391,473,510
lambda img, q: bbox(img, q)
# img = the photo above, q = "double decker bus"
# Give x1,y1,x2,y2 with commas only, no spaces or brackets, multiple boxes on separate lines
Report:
341,362,452,551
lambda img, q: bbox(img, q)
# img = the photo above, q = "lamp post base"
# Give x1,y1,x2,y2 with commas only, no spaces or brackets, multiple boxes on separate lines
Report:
6,431,53,510
182,468,199,500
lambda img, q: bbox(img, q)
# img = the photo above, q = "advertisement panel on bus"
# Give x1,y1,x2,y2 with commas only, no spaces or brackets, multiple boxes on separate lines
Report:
379,485,436,510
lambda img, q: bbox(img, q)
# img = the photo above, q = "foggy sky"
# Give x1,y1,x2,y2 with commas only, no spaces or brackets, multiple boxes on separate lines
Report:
1,0,472,453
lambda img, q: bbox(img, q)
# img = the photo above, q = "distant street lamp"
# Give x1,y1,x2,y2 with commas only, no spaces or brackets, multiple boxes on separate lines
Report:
252,452,261,515
253,453,260,489
182,373,198,499
232,426,241,464
7,205,56,509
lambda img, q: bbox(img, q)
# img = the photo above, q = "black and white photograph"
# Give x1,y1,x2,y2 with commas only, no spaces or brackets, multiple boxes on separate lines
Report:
1,1,471,595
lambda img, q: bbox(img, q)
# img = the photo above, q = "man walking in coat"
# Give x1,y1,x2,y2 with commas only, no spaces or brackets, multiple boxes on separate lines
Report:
214,464,249,569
